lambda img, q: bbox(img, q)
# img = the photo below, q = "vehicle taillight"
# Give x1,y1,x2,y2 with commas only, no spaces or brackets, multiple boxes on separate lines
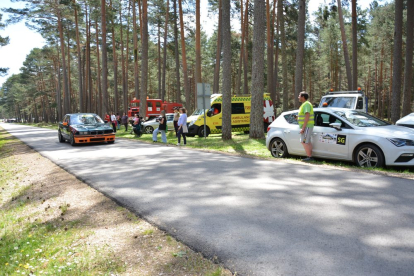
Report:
267,126,271,132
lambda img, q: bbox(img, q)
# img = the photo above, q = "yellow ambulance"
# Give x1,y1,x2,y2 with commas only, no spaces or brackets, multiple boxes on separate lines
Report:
187,93,275,137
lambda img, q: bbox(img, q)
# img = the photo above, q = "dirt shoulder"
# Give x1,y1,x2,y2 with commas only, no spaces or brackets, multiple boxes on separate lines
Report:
0,127,233,276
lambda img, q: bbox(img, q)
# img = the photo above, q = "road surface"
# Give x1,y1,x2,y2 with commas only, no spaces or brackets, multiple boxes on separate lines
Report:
2,123,414,276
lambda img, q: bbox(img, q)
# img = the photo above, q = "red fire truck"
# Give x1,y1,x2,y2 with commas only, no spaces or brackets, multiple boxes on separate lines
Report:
128,98,183,120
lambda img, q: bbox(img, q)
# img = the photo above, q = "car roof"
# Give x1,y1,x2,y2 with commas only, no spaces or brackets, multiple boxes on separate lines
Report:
67,113,98,116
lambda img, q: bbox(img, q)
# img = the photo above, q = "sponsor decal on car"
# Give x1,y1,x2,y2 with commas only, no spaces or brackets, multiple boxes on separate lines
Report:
319,133,347,145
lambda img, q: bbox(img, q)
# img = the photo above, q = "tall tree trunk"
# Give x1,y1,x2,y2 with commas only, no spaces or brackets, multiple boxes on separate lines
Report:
294,0,306,108
140,0,148,118
125,2,131,107
243,0,249,94
95,20,103,116
195,0,202,85
57,10,70,115
173,0,181,103
133,0,140,99
266,0,273,98
213,0,222,94
67,34,72,111
157,22,161,99
101,0,109,116
236,0,245,95
351,0,357,90
280,0,288,111
111,2,118,115
74,0,83,112
178,0,190,110
162,0,169,102
250,0,266,139
337,0,352,91
274,0,281,113
402,0,414,116
391,0,403,123
222,0,232,140
119,5,127,113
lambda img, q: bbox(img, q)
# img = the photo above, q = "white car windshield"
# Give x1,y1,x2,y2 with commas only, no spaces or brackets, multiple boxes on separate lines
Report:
71,114,104,125
191,109,205,116
334,110,389,127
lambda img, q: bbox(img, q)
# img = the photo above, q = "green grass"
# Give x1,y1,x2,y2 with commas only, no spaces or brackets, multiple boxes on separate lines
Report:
0,129,125,275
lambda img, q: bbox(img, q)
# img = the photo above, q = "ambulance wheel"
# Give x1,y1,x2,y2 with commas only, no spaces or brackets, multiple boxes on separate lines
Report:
270,138,288,158
198,126,210,137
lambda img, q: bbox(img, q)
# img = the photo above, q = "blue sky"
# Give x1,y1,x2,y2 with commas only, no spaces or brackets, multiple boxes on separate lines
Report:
0,0,386,87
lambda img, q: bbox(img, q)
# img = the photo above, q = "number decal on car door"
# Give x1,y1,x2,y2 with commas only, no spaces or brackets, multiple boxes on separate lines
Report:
337,135,346,145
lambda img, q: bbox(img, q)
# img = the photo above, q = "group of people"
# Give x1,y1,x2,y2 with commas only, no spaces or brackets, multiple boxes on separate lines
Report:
104,112,129,133
152,107,188,146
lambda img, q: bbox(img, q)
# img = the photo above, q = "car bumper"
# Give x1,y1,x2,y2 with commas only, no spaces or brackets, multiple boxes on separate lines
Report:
382,146,414,166
74,134,115,143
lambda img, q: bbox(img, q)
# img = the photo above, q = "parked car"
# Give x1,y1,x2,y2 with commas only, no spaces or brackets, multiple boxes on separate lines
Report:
142,113,175,134
266,108,414,168
396,113,414,129
58,113,115,146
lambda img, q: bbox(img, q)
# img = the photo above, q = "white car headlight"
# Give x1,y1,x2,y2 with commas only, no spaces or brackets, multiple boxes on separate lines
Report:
189,119,196,126
387,138,414,147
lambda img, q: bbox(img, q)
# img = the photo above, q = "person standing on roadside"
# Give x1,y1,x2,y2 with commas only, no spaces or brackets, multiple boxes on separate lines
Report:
177,108,188,146
298,91,314,162
116,113,121,130
110,112,117,133
152,110,167,143
173,107,180,136
121,113,129,131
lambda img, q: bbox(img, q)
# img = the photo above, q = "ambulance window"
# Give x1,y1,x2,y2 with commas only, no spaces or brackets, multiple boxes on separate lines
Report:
231,103,245,114
155,101,161,107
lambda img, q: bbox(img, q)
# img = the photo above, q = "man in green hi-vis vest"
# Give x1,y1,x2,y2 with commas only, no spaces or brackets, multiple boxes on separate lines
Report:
298,91,314,162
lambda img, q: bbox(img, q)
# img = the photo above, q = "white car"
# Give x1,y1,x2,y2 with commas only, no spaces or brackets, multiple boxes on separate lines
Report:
266,108,414,168
396,113,414,129
142,113,175,134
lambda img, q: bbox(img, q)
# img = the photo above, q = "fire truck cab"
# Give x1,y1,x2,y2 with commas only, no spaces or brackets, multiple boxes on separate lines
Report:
128,98,182,120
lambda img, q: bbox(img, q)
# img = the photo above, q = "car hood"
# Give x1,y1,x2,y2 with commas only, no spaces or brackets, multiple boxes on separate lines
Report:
364,125,414,139
71,123,112,130
396,113,414,125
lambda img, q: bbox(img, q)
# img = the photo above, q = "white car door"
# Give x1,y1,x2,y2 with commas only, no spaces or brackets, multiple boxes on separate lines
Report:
313,112,351,159
280,112,306,155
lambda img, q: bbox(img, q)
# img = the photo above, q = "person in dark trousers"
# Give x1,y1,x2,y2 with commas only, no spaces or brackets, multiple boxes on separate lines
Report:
121,113,129,131
152,110,167,143
177,108,188,146
110,112,117,133
173,107,180,136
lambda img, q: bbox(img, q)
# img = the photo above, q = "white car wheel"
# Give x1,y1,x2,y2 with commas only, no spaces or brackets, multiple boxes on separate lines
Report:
270,138,288,158
145,126,154,134
355,144,384,168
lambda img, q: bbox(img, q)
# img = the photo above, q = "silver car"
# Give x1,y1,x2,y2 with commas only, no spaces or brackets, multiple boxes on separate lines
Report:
142,113,175,134
266,108,414,168
396,113,414,129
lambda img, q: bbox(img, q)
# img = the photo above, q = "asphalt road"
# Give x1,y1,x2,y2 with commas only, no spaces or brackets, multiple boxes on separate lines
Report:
2,123,414,276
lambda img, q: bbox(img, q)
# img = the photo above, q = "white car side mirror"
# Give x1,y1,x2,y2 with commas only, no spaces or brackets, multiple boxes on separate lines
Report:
330,122,342,130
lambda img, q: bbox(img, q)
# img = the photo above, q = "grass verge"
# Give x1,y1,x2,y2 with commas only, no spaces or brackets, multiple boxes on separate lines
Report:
0,127,232,275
